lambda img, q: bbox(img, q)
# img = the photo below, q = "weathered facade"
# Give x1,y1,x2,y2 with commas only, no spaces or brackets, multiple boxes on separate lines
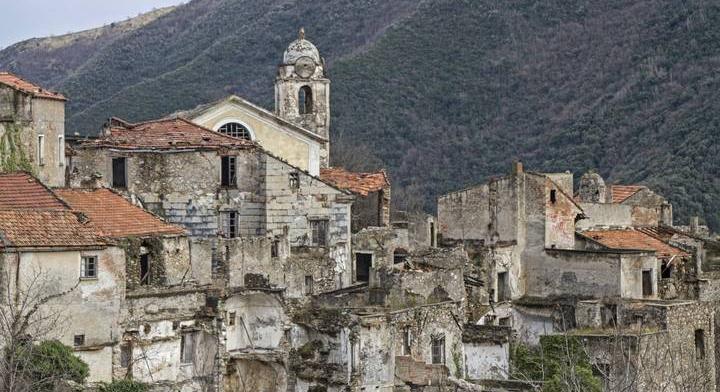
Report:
0,72,66,186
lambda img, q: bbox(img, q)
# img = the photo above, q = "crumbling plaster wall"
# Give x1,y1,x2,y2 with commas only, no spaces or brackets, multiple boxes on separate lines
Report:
527,250,623,299
462,325,510,380
119,288,213,387
6,246,125,382
224,291,287,352
576,202,633,229
623,189,670,227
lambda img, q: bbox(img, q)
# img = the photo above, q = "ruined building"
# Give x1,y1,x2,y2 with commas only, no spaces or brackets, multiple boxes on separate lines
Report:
2,28,720,392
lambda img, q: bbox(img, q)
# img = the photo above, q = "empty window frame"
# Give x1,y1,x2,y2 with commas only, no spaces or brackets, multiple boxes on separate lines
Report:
180,332,196,364
305,275,314,295
139,254,150,285
37,135,45,165
271,239,280,258
499,317,511,326
550,189,557,204
80,255,98,279
355,252,372,282
228,311,236,326
402,328,412,356
218,122,252,140
430,221,436,247
393,248,408,264
298,86,313,114
112,157,127,188
497,271,509,301
74,334,85,347
222,211,238,238
57,135,65,166
641,269,653,297
310,219,329,246
695,329,706,359
221,156,237,187
431,335,445,364
120,343,132,368
661,261,673,279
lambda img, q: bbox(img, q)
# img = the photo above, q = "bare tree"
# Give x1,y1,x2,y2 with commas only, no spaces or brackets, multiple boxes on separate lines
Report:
0,265,79,392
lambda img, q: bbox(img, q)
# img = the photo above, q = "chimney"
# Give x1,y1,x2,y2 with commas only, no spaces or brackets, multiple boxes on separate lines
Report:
512,161,523,175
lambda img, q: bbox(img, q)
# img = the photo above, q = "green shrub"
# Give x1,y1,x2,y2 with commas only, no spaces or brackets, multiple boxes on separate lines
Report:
98,379,149,392
13,340,89,391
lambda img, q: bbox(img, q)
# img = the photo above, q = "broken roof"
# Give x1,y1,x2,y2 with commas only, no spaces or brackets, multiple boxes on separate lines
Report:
0,210,106,249
79,117,256,151
319,167,389,197
54,188,185,238
0,72,67,101
0,172,68,210
610,185,646,203
579,228,688,259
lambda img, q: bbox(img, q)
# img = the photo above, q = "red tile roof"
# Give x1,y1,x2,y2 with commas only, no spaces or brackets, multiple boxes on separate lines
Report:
320,167,389,197
55,188,185,238
80,117,255,151
610,185,645,203
0,72,67,101
581,228,689,259
0,172,68,210
0,210,105,249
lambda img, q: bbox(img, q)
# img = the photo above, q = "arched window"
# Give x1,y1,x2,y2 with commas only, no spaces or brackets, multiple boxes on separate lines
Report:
218,122,252,140
298,86,313,114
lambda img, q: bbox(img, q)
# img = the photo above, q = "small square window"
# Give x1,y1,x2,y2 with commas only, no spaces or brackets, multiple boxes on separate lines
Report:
81,256,98,279
74,334,85,347
289,172,300,190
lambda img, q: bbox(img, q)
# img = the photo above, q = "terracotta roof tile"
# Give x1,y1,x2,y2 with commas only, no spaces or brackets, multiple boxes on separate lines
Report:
581,228,688,259
320,167,389,197
80,117,255,151
0,210,105,249
0,172,68,210
0,72,67,101
610,185,645,203
55,188,185,238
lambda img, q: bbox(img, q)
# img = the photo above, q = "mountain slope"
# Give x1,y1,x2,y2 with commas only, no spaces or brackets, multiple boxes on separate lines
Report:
0,0,718,230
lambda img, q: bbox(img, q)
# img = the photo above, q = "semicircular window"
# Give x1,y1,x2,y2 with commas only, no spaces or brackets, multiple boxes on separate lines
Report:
218,122,252,140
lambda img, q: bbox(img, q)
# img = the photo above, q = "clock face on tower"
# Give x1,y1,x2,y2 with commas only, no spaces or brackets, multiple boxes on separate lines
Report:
295,56,316,78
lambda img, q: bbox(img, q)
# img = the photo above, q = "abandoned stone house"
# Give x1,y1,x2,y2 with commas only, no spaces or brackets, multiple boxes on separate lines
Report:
2,28,720,392
438,162,720,391
0,72,67,187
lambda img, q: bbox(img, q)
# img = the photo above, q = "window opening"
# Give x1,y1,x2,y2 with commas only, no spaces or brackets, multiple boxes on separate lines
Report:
218,122,251,140
221,156,237,187
431,335,445,364
140,254,150,285
223,211,238,238
550,189,557,204
696,329,706,359
112,157,127,188
289,171,300,190
180,332,195,364
642,269,653,297
58,135,65,166
355,253,372,282
37,135,45,165
310,219,328,246
393,248,408,264
305,275,314,295
81,256,98,278
402,328,412,356
74,334,85,347
298,86,313,114
497,271,509,301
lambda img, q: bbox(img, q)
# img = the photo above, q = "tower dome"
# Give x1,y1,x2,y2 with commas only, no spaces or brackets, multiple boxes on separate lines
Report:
283,28,321,65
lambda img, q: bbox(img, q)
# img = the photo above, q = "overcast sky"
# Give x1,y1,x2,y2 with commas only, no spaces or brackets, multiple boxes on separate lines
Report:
0,0,186,49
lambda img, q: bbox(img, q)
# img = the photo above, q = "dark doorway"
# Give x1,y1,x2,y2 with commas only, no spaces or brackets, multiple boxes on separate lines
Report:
355,253,372,282
497,271,509,301
112,157,126,188
642,270,653,297
140,254,150,285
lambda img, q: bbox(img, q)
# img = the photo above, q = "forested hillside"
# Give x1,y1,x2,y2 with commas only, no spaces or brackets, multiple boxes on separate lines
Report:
1,0,718,229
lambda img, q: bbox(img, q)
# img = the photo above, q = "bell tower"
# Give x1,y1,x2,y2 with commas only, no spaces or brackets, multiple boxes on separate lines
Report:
275,28,330,167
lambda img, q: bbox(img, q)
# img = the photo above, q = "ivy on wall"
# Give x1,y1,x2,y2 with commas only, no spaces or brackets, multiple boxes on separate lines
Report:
0,121,33,173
